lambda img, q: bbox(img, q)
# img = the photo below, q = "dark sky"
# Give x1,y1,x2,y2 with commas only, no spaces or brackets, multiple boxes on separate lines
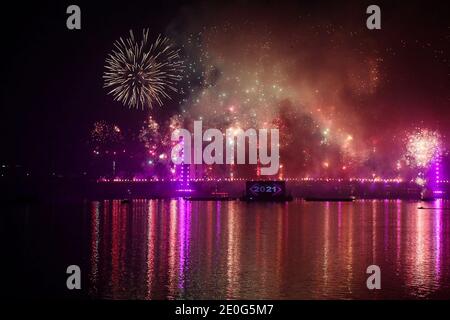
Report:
1,0,449,176
1,0,183,174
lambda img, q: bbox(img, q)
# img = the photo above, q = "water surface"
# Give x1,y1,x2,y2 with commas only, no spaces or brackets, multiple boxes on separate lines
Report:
85,199,450,299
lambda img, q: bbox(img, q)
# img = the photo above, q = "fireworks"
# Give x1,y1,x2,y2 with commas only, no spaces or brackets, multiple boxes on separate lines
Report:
405,129,442,168
139,115,162,157
91,121,123,145
95,14,447,180
139,115,182,160
90,121,124,155
103,29,184,109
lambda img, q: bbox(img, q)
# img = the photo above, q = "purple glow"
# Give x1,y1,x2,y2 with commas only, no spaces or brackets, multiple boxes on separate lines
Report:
176,137,194,193
431,153,444,198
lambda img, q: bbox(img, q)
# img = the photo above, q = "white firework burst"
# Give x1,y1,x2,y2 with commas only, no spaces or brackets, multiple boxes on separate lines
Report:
405,129,442,168
103,29,184,109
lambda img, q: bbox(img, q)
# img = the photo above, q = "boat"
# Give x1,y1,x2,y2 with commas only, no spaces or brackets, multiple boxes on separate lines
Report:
184,196,237,201
240,194,293,202
304,196,355,202
184,191,237,201
241,180,293,202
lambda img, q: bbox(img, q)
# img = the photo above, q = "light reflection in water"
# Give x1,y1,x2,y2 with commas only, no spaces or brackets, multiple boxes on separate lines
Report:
396,200,401,275
145,200,155,299
88,199,450,299
322,202,330,291
89,201,100,297
434,200,442,286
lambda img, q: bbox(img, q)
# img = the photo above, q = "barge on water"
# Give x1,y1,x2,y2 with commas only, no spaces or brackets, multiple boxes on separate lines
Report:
241,180,293,202
304,196,355,202
184,192,237,201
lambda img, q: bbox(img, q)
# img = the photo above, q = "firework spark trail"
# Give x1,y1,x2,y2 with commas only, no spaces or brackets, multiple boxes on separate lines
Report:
104,29,184,109
139,114,183,160
91,121,122,144
405,129,442,168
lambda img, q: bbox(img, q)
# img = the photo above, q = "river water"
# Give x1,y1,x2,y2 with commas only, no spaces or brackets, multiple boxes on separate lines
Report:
4,199,450,299
86,199,450,299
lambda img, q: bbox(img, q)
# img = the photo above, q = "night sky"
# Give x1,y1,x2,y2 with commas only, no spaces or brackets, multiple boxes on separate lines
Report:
1,0,449,177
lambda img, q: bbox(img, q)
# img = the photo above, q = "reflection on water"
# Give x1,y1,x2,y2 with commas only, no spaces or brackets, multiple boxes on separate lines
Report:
88,199,450,299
